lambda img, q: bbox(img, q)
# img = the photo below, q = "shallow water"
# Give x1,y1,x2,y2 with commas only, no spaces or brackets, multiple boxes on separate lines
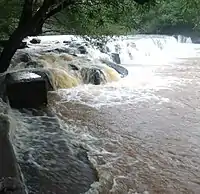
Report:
6,35,200,193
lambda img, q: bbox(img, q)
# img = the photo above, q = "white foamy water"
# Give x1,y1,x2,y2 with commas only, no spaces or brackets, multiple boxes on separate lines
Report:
39,34,199,108
3,34,200,194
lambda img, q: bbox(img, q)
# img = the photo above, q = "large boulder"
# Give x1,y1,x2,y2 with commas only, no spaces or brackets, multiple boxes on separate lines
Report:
6,71,48,108
101,59,128,78
29,69,54,91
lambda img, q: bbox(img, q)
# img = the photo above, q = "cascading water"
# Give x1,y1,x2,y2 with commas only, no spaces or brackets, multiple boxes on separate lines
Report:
2,34,200,193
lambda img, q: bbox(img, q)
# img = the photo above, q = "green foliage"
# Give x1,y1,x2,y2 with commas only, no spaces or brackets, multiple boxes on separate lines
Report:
138,0,200,34
0,0,21,38
0,0,153,38
46,0,143,35
1,0,200,38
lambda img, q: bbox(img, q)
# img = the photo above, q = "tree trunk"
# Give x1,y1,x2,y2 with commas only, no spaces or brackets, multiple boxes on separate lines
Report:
0,28,27,73
0,0,73,73
31,21,44,35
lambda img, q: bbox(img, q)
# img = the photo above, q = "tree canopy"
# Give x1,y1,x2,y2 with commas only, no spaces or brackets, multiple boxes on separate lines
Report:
0,0,153,38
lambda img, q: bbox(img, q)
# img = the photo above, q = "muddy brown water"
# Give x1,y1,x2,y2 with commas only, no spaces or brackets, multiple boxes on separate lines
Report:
10,57,200,194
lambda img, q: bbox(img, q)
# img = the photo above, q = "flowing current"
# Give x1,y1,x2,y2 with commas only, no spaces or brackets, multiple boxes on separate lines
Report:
2,34,200,194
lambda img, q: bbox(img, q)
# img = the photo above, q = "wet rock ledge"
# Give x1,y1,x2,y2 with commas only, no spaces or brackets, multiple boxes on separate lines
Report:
0,114,26,194
6,71,48,109
0,71,99,194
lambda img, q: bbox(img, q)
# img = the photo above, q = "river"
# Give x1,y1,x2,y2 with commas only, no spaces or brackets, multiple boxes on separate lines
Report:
3,34,200,194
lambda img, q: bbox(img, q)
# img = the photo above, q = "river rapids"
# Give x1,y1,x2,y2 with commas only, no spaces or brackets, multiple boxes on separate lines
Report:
1,34,200,194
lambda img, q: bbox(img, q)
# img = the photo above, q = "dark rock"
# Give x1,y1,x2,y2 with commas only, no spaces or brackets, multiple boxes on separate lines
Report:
84,37,90,42
78,46,87,54
63,40,71,44
6,71,48,108
30,38,41,44
69,64,79,71
111,53,121,64
30,69,54,91
18,53,31,63
14,113,98,194
0,115,26,194
81,68,105,85
101,59,128,78
84,42,89,47
12,52,31,65
96,42,103,47
0,177,25,194
0,74,8,102
11,69,54,91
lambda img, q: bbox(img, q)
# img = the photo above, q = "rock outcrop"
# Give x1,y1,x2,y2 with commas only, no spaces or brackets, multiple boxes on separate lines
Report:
0,114,26,194
6,71,48,108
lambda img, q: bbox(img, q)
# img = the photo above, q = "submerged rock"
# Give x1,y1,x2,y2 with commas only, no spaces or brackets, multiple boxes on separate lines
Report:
6,71,48,108
63,40,71,44
78,46,88,54
69,42,82,48
25,61,44,68
46,48,78,56
81,68,106,85
101,59,128,78
12,52,32,65
18,53,31,63
69,64,79,71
